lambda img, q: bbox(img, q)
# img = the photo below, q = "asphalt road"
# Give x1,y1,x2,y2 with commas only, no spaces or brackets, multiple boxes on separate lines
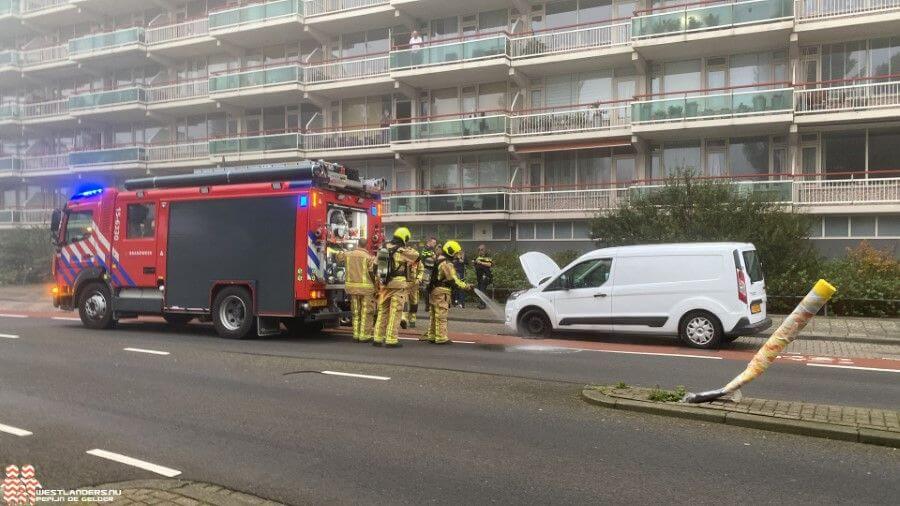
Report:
1,316,898,505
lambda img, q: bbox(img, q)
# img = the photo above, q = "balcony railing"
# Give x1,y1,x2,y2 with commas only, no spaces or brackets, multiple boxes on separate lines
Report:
208,132,301,155
509,20,631,59
391,113,508,143
21,44,68,66
208,64,302,93
632,84,793,124
795,76,900,114
384,191,510,216
304,54,389,84
21,0,67,13
208,0,302,30
69,27,145,55
0,0,17,16
69,87,146,110
0,156,21,173
22,153,68,172
304,126,390,151
147,18,210,45
510,101,631,136
148,80,209,103
0,209,53,226
68,146,145,166
0,50,17,67
509,187,632,213
0,103,17,120
390,33,509,70
146,142,209,162
794,177,900,205
632,0,793,39
21,98,67,119
303,0,388,16
795,0,900,20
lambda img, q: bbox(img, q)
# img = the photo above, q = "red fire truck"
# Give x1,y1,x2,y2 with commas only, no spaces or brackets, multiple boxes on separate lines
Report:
49,161,385,340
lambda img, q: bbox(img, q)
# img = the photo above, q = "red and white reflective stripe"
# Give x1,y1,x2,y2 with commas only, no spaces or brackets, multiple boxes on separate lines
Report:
66,243,82,262
88,235,107,263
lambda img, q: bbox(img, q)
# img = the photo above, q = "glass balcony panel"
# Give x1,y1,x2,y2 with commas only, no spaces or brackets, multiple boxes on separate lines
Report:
209,0,300,29
69,28,143,54
685,5,732,31
391,35,507,70
69,147,143,166
633,0,792,38
0,103,17,119
0,0,18,15
0,50,17,66
69,88,144,109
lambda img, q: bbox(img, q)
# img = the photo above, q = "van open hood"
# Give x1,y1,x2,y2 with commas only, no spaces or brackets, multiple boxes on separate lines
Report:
520,252,560,287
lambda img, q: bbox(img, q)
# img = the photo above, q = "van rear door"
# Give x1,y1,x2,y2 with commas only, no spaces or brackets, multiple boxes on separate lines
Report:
737,247,766,323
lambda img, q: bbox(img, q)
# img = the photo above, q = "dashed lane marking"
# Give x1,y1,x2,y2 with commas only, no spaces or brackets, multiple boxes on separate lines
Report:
86,449,181,477
51,317,81,322
807,363,900,374
0,423,33,437
321,371,391,381
123,347,170,356
0,333,19,339
0,314,27,318
583,349,723,360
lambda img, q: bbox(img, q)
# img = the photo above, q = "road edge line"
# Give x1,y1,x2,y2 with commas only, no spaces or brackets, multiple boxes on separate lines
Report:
580,389,900,449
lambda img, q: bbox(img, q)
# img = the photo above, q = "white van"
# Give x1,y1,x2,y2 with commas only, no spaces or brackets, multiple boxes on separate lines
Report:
504,243,771,349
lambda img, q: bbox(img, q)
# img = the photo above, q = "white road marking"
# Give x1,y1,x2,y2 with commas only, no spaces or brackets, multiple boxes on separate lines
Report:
807,363,900,374
124,348,170,356
455,340,476,344
0,313,27,318
0,333,19,339
85,449,181,477
321,371,391,381
0,423,33,437
398,337,418,341
583,349,723,360
52,317,81,321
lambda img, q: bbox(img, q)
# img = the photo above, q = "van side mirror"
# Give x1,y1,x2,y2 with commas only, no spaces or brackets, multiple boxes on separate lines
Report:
560,274,572,290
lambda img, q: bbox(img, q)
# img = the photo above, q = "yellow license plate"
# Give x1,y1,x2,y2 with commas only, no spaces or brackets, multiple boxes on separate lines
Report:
309,299,328,308
751,303,761,314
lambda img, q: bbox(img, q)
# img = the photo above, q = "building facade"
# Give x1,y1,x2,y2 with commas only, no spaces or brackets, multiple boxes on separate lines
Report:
0,0,898,254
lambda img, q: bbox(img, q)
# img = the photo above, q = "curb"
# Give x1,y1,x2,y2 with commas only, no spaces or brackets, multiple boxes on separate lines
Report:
85,479,283,505
581,389,900,449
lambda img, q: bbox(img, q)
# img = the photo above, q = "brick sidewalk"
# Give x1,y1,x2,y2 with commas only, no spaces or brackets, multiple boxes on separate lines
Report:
83,479,282,505
585,386,900,447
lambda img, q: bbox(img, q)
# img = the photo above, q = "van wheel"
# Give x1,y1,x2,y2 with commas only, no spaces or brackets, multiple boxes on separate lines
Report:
78,281,116,330
213,286,255,339
519,309,552,339
679,311,722,349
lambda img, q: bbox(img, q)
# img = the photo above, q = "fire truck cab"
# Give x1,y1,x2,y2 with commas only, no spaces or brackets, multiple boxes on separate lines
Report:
49,161,385,340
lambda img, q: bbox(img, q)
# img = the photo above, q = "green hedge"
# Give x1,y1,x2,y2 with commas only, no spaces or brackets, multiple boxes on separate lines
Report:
0,228,54,285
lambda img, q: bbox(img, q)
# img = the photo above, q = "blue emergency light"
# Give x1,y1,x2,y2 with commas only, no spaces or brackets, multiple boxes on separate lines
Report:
370,205,378,216
299,194,309,207
72,188,103,200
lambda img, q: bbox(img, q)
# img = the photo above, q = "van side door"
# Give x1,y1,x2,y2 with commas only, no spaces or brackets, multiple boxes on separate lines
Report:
547,258,613,331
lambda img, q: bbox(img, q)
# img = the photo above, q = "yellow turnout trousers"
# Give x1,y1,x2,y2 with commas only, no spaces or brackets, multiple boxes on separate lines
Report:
350,293,376,341
374,278,408,345
425,287,452,344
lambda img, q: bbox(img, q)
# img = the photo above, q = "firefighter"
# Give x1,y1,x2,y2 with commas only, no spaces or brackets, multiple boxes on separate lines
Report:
473,244,494,309
373,227,420,347
424,240,472,345
400,253,423,329
335,239,377,342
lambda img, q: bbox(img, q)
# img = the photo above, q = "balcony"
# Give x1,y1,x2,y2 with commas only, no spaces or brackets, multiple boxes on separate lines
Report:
632,83,793,137
20,0,92,27
304,54,392,96
390,112,509,152
0,0,21,33
68,87,147,120
20,98,70,124
795,75,900,123
509,101,631,146
68,146,145,169
303,0,394,32
0,209,53,228
68,27,146,66
208,64,303,105
304,0,389,16
146,18,215,57
304,125,391,158
208,0,302,46
20,44,71,74
0,103,17,124
146,141,210,166
208,131,302,162
509,20,632,73
147,79,212,112
390,33,510,87
631,0,793,58
21,153,68,174
0,155,21,176
795,0,900,42
794,177,900,211
383,190,510,219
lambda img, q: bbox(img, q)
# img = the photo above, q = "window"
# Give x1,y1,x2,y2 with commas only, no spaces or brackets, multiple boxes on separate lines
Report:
823,216,849,237
126,203,156,239
742,250,764,283
517,223,535,240
547,258,612,291
64,211,93,243
823,133,865,178
851,216,876,237
879,215,900,236
728,137,770,178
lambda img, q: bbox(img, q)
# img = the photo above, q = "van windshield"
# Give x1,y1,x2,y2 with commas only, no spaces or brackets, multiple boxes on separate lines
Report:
742,250,764,283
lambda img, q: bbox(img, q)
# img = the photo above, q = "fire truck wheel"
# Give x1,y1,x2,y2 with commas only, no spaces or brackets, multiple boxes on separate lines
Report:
78,282,116,330
212,286,256,339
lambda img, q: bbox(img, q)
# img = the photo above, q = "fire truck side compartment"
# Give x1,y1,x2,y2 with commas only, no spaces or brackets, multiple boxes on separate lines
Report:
166,195,297,315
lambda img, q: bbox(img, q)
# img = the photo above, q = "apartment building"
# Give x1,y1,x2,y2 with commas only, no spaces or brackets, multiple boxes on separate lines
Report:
0,0,898,255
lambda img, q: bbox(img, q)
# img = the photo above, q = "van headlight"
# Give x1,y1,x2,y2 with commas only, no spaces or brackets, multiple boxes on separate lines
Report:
508,290,526,301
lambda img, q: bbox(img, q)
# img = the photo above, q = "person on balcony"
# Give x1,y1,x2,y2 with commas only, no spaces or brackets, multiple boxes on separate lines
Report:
409,31,424,67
